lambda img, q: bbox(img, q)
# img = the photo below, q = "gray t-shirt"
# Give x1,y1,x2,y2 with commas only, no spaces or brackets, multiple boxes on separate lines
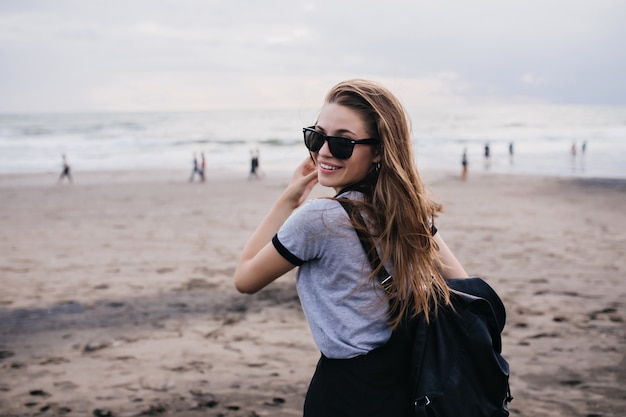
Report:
272,191,391,359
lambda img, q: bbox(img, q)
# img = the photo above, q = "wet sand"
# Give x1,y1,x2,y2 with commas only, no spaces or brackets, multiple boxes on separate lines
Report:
0,168,625,416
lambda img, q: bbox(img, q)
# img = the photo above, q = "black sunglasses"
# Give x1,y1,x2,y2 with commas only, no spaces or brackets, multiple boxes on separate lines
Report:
303,127,380,160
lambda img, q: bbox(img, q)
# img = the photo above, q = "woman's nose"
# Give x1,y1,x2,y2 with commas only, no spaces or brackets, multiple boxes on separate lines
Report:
318,139,332,157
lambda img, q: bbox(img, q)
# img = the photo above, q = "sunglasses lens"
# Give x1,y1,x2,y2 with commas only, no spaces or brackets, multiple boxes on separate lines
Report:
304,129,324,152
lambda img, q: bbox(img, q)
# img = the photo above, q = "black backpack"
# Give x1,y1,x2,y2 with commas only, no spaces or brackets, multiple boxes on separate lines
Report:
339,200,513,417
409,277,513,417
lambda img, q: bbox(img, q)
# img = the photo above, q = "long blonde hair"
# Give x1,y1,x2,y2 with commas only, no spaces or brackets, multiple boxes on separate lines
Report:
325,79,450,328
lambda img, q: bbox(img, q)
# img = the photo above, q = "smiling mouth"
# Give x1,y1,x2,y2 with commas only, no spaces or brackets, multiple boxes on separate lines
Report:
319,162,340,171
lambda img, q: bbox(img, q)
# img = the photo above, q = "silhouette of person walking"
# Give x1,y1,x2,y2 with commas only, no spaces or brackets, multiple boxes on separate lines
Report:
570,142,578,172
484,143,491,169
580,141,588,171
248,149,260,179
58,154,73,184
189,153,201,182
461,148,468,181
200,152,206,182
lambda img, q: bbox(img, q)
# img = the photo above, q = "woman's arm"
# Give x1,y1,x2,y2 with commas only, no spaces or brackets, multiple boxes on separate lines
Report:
434,233,469,279
234,159,318,293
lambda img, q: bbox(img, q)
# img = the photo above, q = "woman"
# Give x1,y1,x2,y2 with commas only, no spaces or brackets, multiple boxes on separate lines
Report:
234,79,468,416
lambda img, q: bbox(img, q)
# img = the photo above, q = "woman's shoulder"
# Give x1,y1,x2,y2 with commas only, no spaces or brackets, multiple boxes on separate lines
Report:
281,197,350,239
302,192,363,213
298,197,343,217
290,196,356,228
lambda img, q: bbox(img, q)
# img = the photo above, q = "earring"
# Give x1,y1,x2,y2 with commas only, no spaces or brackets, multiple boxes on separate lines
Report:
375,162,381,172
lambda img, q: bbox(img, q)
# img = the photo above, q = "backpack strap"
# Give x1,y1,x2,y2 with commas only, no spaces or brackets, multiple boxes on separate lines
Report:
337,199,394,294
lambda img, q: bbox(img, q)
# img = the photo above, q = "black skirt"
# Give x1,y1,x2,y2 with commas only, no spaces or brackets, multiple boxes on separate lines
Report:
303,329,412,417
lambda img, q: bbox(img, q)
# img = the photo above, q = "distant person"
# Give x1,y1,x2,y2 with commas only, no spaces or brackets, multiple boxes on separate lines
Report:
248,149,260,179
200,152,206,182
461,148,468,181
58,154,72,184
484,143,491,169
189,153,200,182
570,142,578,172
508,142,514,164
580,141,587,172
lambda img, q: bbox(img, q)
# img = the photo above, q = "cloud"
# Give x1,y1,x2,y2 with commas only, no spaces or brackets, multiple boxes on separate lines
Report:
521,73,545,86
82,71,472,112
0,0,625,112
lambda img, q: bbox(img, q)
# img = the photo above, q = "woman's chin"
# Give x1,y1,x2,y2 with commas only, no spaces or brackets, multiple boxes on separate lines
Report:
317,175,340,190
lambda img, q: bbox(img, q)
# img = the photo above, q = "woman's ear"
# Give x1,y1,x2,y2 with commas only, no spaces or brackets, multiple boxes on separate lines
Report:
373,148,382,163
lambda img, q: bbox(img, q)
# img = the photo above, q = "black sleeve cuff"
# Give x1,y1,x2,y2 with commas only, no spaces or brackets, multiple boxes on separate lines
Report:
272,234,305,266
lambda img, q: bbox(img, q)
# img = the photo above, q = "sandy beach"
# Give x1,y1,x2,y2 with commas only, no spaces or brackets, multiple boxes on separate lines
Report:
0,167,624,417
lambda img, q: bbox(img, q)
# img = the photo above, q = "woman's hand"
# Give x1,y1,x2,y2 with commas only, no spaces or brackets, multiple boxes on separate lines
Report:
234,158,318,293
280,158,319,209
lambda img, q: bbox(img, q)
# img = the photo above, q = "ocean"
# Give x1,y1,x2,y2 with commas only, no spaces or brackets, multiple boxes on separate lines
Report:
1,104,625,179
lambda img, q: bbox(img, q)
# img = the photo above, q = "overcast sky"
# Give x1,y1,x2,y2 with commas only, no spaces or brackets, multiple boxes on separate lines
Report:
1,0,625,113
